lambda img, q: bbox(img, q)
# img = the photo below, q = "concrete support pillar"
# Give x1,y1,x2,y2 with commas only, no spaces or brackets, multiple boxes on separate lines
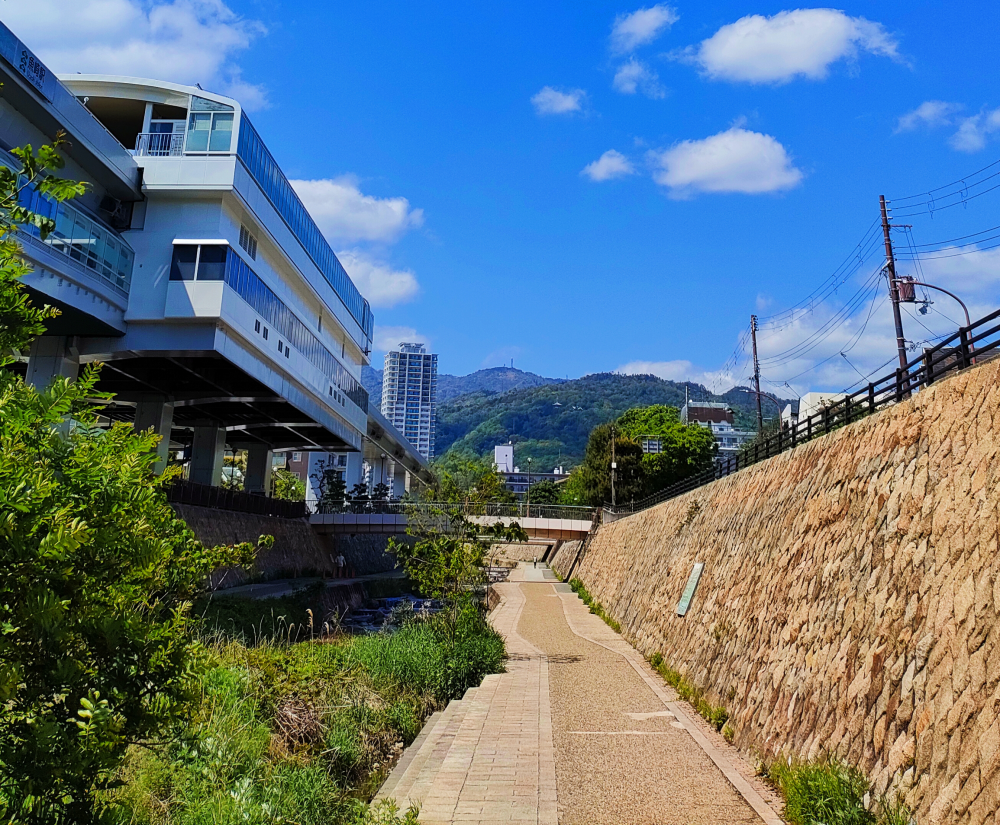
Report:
189,426,226,486
344,451,365,492
133,396,175,473
390,460,406,500
244,444,274,496
26,336,79,389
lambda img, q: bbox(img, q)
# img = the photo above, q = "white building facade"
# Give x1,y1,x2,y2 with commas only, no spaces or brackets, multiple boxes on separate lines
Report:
1,45,431,497
381,343,438,460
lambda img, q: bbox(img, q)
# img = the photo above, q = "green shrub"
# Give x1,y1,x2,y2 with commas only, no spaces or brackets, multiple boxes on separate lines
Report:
770,757,875,825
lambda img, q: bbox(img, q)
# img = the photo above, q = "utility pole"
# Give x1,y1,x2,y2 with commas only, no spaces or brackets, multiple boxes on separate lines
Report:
610,425,616,508
880,195,909,372
750,314,764,434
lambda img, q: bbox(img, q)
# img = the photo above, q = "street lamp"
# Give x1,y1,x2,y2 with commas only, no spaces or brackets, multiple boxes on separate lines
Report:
896,276,975,362
526,457,532,518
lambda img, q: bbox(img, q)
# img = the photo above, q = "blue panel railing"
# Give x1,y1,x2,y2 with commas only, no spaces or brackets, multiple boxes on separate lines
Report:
236,118,374,346
223,250,369,412
17,181,133,296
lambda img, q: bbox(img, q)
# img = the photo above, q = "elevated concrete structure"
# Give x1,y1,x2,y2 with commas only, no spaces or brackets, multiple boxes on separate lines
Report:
2,18,430,493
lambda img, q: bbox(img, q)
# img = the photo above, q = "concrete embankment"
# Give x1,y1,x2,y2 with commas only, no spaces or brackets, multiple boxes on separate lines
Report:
555,359,1000,824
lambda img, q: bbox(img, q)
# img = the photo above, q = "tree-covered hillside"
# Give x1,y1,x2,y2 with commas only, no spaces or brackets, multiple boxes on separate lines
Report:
437,372,789,471
362,365,564,409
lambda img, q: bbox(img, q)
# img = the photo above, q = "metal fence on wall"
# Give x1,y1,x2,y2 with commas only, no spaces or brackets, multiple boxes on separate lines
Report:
166,480,308,519
605,306,1000,520
313,500,597,522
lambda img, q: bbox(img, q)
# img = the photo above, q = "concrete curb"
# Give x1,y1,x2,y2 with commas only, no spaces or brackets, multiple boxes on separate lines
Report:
555,586,786,825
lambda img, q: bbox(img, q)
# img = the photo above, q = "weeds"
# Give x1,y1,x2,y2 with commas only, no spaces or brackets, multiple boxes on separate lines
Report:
769,757,913,825
647,652,730,732
569,578,621,632
100,607,504,824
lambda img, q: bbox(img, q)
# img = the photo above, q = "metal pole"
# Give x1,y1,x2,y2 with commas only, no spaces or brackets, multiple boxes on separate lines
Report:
881,195,909,372
610,425,616,508
750,314,764,434
526,457,531,518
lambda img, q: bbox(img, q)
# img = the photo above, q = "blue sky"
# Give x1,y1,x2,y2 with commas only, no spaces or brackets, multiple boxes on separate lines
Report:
13,1,1000,394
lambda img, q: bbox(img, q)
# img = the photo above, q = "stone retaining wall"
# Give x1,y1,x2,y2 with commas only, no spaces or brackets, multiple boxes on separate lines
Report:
549,540,583,579
574,360,1000,824
174,505,401,587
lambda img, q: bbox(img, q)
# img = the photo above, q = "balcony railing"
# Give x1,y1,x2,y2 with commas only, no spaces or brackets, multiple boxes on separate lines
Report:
133,132,185,157
17,186,134,297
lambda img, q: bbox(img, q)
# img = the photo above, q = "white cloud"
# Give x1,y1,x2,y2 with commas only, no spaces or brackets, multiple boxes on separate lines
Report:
612,59,665,98
373,326,430,354
531,86,586,115
914,246,1000,309
895,100,962,133
688,9,899,84
650,126,803,197
610,4,679,54
7,0,268,109
291,176,424,245
949,108,1000,153
336,249,418,309
616,360,732,389
581,150,635,182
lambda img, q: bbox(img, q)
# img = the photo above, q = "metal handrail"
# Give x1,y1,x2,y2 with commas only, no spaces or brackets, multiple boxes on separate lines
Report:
312,500,597,522
606,307,1000,518
166,479,307,518
133,132,185,157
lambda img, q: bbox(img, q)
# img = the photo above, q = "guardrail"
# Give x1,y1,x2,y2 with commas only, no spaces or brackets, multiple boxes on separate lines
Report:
134,132,185,157
606,307,1000,519
167,480,307,519
313,500,597,522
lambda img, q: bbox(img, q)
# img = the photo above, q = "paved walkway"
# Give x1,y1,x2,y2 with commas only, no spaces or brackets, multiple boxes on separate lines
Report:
377,564,784,824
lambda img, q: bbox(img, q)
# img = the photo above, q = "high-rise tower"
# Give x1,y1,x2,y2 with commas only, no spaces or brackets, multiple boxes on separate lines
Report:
381,343,437,460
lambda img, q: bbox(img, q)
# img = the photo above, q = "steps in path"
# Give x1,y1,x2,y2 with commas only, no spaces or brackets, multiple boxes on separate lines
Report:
373,684,483,811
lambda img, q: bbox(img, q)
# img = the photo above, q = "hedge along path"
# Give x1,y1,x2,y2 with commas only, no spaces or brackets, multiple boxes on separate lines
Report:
515,576,784,825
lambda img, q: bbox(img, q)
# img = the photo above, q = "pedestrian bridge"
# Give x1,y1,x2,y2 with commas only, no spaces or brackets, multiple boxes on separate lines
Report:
309,503,598,541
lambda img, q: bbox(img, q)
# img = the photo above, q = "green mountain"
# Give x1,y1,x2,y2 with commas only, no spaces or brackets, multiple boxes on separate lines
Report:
436,373,790,472
362,365,565,409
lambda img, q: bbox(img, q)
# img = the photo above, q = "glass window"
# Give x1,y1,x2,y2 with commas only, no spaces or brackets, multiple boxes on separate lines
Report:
191,95,233,112
170,245,198,281
197,245,227,280
209,113,234,152
185,113,211,152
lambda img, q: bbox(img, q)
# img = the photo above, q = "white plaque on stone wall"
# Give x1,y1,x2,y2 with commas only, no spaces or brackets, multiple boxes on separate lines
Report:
676,562,704,617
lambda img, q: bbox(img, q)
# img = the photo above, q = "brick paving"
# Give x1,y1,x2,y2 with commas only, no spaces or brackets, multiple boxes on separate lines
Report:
418,572,557,824
378,563,783,824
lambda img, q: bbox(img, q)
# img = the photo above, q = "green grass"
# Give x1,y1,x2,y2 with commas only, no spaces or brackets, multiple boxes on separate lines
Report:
101,606,505,825
568,578,621,632
647,652,730,732
768,757,913,825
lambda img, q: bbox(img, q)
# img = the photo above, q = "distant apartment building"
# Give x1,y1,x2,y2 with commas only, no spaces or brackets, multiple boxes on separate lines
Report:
678,401,755,462
493,443,567,497
381,343,438,460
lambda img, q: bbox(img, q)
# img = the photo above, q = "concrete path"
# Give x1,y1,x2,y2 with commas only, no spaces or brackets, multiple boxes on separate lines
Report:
376,564,783,824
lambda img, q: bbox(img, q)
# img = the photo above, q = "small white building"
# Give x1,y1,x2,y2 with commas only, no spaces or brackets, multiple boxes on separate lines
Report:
784,393,847,428
494,443,514,473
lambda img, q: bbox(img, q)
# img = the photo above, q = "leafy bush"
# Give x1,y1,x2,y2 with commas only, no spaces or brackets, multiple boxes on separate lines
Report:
0,141,269,824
